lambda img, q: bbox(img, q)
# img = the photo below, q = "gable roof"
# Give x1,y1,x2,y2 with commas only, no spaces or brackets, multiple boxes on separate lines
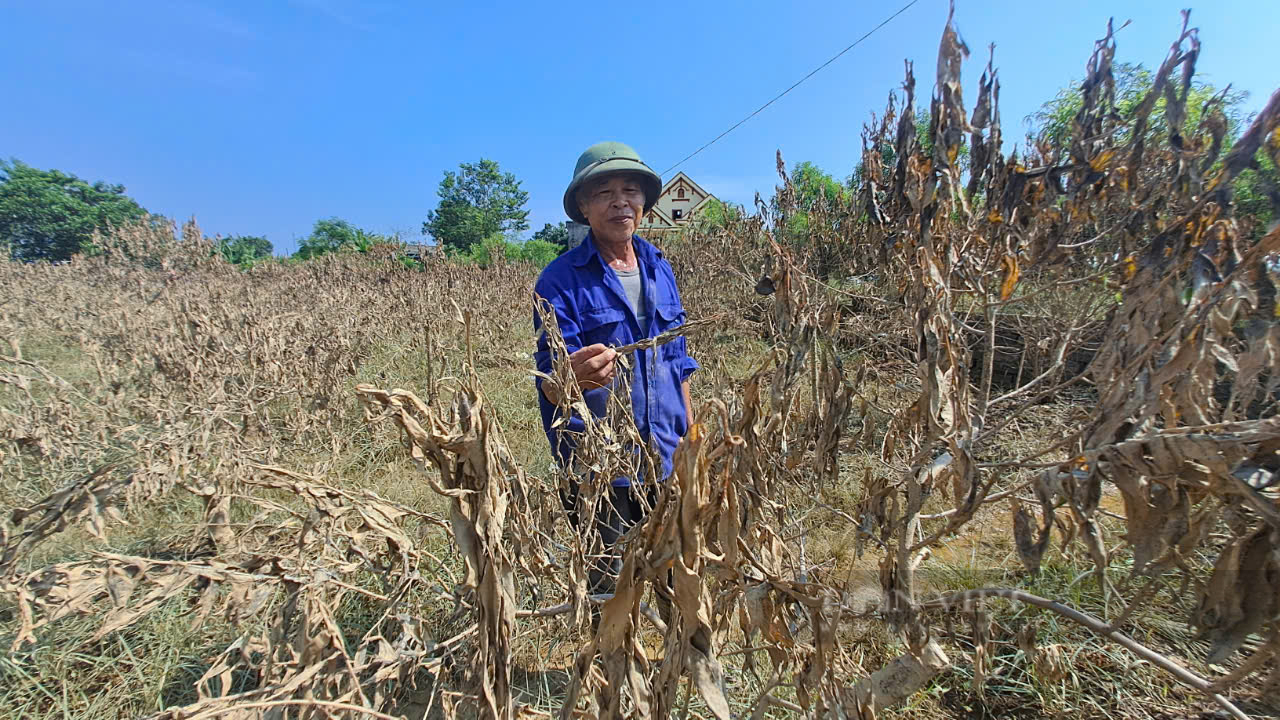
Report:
662,171,711,201
640,172,718,232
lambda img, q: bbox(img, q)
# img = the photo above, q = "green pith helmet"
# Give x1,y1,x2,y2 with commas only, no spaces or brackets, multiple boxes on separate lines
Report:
563,141,663,225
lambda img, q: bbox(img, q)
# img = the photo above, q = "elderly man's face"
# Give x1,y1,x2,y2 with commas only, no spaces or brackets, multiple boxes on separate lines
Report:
578,174,646,246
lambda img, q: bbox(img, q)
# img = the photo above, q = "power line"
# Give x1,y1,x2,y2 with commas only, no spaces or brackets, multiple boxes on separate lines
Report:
659,0,923,178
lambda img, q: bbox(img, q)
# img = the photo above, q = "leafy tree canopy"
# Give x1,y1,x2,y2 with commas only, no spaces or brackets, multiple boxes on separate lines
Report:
424,159,530,253
696,198,744,230
294,218,386,260
1029,62,1249,148
771,162,844,253
1234,155,1279,237
1029,63,1273,234
531,221,573,252
454,234,563,268
790,161,848,211
0,159,149,262
216,235,273,266
514,238,563,266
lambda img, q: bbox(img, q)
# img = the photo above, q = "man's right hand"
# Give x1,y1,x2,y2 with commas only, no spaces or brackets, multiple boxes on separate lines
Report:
542,344,617,404
570,344,617,390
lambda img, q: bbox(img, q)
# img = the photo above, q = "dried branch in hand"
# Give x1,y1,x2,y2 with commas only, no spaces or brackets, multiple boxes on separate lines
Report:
611,312,729,356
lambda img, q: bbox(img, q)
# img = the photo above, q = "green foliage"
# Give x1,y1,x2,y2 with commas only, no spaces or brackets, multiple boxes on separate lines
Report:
452,235,498,265
215,235,273,266
517,239,564,266
454,234,561,268
0,159,149,262
780,161,848,243
696,198,744,230
531,221,573,251
1029,62,1248,148
294,218,385,260
1233,153,1279,238
791,161,848,211
398,255,425,271
424,159,530,253
1029,63,1274,233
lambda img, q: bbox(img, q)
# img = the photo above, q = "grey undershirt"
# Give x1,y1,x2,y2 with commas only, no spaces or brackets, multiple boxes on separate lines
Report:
614,265,647,329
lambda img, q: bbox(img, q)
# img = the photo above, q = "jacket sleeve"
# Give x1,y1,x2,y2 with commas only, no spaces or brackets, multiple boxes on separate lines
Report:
676,335,699,383
533,273,582,391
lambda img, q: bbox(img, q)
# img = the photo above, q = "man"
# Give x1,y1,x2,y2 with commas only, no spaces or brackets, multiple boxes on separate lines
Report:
533,141,698,598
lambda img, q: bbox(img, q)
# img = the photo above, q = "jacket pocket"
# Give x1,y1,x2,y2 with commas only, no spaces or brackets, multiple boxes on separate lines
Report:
579,306,628,348
654,303,685,359
654,303,685,330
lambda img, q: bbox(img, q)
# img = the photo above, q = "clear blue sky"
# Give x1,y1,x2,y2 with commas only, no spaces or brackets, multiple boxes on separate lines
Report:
2,1,1277,255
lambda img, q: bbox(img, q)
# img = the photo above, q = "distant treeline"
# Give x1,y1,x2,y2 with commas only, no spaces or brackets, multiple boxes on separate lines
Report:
4,62,1273,271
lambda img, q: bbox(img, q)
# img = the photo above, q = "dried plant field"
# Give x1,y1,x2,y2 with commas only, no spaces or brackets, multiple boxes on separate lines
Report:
3,11,1280,720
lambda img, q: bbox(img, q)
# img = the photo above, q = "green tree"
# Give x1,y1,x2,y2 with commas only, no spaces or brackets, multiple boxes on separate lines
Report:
294,218,385,260
0,159,149,262
790,161,848,211
1029,63,1272,233
1232,154,1278,238
531,221,573,252
775,161,859,277
424,159,530,253
454,233,563,268
1029,62,1248,150
216,235,272,266
456,234,505,266
778,161,847,236
516,238,563,266
695,198,743,230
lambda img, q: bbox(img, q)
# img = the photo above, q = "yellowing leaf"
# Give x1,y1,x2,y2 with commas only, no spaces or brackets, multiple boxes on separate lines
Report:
999,255,1020,301
1090,149,1116,172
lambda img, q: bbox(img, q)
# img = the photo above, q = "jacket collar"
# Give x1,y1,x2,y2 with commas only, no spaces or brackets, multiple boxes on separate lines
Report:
570,231,663,268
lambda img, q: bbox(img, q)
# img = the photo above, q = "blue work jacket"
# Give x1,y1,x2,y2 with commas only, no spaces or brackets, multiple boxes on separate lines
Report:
533,232,699,485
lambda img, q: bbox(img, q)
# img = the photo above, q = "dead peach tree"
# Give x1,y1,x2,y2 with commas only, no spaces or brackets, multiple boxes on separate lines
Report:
841,8,1280,718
